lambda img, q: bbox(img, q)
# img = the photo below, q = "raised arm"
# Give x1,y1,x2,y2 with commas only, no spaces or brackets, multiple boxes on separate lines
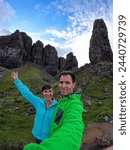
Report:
11,71,41,108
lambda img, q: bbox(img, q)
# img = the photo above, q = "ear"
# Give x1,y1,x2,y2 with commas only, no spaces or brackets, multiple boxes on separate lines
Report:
73,82,76,88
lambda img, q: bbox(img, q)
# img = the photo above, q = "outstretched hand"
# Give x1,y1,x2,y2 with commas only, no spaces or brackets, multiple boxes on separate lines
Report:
11,71,19,80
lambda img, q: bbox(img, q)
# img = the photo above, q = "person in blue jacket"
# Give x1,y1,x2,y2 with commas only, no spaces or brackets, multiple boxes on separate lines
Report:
11,71,58,144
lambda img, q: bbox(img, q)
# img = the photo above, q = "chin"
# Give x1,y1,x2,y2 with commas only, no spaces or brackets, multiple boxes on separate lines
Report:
61,93,67,96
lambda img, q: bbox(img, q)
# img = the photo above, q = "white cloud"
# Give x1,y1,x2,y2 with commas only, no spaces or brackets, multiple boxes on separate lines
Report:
46,29,68,39
67,32,91,67
0,28,11,35
48,0,113,66
0,0,15,28
28,0,113,67
46,28,79,41
0,0,112,68
26,30,62,48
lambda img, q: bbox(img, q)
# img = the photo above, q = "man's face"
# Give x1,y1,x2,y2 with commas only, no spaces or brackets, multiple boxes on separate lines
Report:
42,88,53,101
59,74,75,96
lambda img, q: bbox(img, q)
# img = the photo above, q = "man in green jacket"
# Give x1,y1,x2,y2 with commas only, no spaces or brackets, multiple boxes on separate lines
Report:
24,70,84,150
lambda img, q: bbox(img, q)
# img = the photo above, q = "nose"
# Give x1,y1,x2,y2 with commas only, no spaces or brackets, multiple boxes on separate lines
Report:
61,82,67,88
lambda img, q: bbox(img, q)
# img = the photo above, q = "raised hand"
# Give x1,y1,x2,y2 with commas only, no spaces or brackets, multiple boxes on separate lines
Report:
11,71,19,80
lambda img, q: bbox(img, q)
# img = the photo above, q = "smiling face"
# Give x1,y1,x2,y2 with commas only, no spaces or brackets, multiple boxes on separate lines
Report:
42,88,53,101
59,74,75,96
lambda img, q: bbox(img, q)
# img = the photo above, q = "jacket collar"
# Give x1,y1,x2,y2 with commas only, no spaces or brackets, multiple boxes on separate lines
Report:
40,98,58,107
60,89,82,102
60,88,82,98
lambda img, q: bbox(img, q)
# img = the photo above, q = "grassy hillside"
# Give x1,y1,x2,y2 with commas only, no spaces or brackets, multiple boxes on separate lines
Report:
0,63,113,149
80,77,112,124
75,62,113,124
0,64,46,149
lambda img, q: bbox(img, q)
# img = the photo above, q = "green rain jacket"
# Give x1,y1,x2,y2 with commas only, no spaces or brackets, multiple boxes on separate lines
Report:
24,90,85,150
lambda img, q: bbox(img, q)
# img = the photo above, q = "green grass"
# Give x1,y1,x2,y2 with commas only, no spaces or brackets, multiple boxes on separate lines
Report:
82,77,113,124
0,113,34,150
0,64,44,149
0,104,35,149
0,113,34,140
0,63,113,149
0,64,44,100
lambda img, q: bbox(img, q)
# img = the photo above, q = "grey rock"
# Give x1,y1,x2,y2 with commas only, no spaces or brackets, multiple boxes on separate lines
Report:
64,52,78,70
0,30,32,68
89,19,113,64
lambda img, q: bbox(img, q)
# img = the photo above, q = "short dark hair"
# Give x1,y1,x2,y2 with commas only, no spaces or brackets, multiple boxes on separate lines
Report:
42,84,52,91
58,71,75,83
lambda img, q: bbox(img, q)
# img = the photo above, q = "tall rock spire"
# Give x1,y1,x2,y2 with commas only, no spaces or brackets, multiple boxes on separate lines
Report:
89,18,113,64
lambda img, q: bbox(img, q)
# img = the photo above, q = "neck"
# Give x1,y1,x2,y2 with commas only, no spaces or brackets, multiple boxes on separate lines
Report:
46,99,52,108
47,100,52,103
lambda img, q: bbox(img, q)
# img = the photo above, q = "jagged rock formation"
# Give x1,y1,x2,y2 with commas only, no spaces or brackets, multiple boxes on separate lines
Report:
0,30,78,76
31,43,59,76
0,18,113,76
43,45,59,76
89,19,113,64
64,52,78,70
58,52,78,71
58,57,66,70
30,40,44,65
0,30,32,68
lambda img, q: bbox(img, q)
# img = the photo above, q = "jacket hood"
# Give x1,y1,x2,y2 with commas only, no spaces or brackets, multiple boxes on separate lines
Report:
59,89,82,103
73,88,82,94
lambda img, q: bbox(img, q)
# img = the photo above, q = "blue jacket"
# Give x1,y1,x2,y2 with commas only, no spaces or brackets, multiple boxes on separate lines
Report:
14,78,58,140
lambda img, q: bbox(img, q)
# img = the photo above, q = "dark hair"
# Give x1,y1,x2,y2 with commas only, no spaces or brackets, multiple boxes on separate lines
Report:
58,71,75,83
42,84,52,91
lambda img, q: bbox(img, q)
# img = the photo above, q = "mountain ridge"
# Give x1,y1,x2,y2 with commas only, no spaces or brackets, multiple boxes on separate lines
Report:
0,18,113,76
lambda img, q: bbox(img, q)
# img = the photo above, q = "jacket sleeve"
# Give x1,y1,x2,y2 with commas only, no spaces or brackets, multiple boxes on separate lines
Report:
23,101,85,150
14,78,41,108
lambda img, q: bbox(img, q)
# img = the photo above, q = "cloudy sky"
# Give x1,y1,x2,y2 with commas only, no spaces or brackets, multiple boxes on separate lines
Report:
0,0,113,67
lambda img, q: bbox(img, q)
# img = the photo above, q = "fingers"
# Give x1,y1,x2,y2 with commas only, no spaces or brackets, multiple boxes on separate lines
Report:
11,71,18,79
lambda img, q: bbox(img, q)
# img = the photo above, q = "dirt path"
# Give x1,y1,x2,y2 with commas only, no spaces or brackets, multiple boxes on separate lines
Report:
81,122,113,150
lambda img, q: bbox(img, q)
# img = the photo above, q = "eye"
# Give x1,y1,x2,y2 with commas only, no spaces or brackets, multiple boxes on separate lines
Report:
65,81,71,84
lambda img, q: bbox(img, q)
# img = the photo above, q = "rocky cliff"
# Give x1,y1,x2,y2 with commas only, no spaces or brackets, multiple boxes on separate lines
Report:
0,30,78,76
0,18,113,76
0,30,32,68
